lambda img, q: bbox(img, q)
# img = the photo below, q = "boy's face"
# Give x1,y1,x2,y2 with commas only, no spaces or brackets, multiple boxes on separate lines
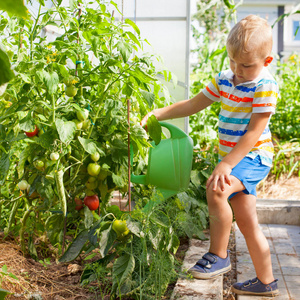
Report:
228,51,273,85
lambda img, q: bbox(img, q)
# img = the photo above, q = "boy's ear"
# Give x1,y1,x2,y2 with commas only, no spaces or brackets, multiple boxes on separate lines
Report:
264,56,273,66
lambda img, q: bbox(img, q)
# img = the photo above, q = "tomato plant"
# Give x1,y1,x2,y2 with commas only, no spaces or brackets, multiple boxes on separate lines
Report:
0,1,177,297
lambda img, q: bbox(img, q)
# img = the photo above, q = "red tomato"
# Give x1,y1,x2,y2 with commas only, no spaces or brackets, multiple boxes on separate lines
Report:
84,194,99,211
74,197,83,211
25,125,39,137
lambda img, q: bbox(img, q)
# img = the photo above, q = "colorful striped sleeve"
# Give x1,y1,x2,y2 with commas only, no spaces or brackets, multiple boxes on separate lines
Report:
202,74,221,102
253,81,278,115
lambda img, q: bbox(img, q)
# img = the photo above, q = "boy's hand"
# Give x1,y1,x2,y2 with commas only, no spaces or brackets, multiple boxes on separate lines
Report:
206,161,232,192
140,111,154,130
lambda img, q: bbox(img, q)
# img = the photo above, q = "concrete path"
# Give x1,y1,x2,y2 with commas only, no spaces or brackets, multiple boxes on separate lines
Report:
171,198,300,299
171,222,300,299
235,223,300,300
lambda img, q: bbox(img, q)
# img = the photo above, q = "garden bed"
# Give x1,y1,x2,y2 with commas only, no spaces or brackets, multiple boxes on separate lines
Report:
0,176,298,299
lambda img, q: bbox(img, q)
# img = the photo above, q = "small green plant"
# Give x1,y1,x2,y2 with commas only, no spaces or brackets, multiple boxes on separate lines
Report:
0,265,18,286
272,139,300,179
38,258,51,269
0,265,18,299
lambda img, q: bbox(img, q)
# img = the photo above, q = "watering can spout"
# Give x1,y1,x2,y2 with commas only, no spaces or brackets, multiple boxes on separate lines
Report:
131,121,194,200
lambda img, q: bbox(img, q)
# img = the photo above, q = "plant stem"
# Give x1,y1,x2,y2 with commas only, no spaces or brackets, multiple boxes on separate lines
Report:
30,4,42,60
20,208,32,254
52,94,56,123
127,98,131,212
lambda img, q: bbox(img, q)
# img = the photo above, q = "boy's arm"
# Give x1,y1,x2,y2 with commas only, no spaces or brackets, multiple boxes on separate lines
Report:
207,112,272,191
140,92,214,127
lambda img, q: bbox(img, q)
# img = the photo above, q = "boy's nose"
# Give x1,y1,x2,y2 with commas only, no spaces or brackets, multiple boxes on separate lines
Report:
235,65,242,75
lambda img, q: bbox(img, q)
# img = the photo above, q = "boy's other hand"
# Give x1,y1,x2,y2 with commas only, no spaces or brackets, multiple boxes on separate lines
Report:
206,161,232,192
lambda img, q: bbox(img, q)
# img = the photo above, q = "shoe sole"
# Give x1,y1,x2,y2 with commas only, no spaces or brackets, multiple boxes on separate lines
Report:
189,264,232,279
231,286,280,296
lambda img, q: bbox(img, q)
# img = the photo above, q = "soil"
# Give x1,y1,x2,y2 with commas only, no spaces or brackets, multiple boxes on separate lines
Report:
0,176,299,300
257,175,300,200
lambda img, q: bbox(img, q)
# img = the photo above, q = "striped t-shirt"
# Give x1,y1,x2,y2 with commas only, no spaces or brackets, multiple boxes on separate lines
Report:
202,68,278,167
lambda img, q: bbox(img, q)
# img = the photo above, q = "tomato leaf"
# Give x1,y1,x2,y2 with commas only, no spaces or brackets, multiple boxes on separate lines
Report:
0,0,27,18
112,173,124,187
59,229,89,262
125,19,140,35
36,129,57,149
147,115,161,145
78,137,104,155
18,145,34,179
125,218,141,237
0,49,15,86
117,41,132,62
112,254,135,295
99,225,116,257
141,91,155,108
150,210,170,228
19,114,35,132
37,70,59,95
45,71,59,95
45,214,64,245
55,119,76,144
0,288,11,298
0,152,10,185
84,206,94,229
125,31,141,47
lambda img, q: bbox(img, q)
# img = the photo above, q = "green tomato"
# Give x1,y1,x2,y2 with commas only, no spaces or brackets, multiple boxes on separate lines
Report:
65,85,78,97
120,185,129,193
87,163,101,176
91,152,100,162
112,220,128,234
34,160,44,170
73,119,83,130
50,152,59,161
18,180,29,191
76,109,89,121
81,119,90,130
85,176,98,190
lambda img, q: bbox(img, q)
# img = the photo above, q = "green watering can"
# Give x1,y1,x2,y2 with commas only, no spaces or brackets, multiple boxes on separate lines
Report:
131,121,194,199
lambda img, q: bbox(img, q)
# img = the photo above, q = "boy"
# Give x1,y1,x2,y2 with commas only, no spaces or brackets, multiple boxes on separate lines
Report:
141,15,279,296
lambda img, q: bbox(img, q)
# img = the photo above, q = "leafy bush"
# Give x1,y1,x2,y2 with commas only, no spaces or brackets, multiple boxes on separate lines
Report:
272,54,300,141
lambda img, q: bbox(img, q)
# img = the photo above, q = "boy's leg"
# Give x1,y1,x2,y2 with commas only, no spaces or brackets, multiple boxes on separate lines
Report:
188,176,245,279
206,176,245,258
230,192,275,284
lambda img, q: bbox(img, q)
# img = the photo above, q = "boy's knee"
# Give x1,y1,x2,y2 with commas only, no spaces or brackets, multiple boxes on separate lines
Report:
206,185,228,204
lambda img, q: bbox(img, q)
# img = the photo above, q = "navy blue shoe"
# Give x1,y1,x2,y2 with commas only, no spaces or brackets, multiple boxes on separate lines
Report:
232,277,279,296
188,251,231,279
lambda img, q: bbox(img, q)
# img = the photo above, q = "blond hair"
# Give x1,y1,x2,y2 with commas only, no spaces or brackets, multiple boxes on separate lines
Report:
226,15,273,58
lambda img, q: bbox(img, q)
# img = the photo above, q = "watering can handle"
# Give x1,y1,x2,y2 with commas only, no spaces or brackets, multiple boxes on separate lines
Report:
159,121,189,139
130,121,187,166
130,144,146,184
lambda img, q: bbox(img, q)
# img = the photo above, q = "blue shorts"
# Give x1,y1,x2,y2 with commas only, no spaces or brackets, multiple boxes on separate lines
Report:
229,155,271,200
